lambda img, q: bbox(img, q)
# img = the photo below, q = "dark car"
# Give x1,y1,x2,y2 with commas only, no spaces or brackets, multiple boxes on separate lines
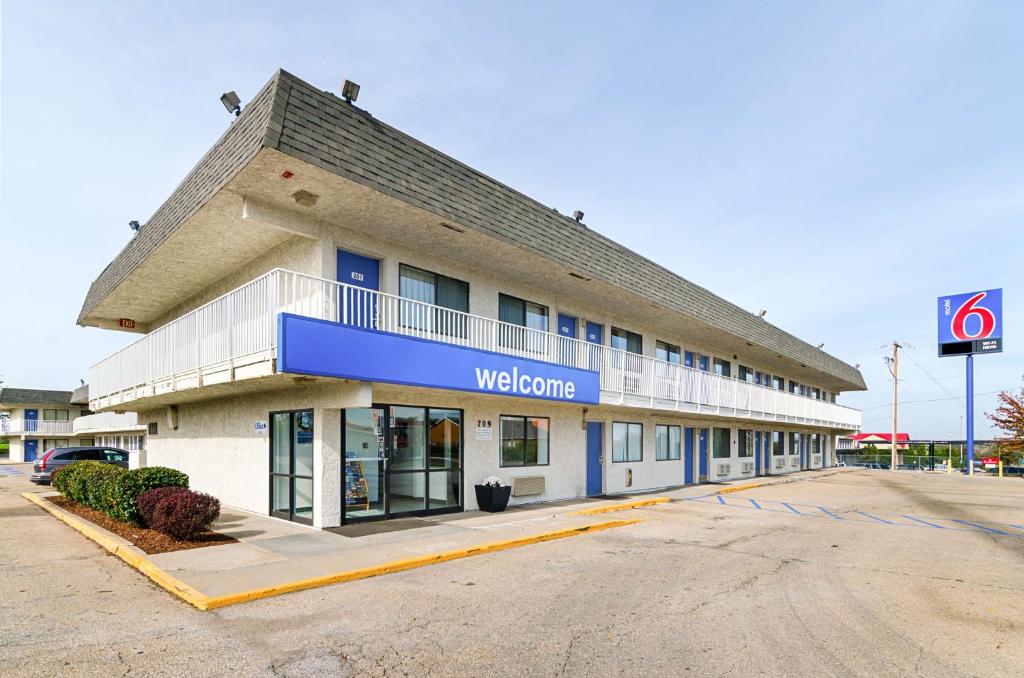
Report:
30,446,129,485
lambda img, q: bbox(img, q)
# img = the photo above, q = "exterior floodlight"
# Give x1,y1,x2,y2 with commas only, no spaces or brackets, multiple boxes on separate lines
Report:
342,80,360,103
129,220,141,232
757,309,767,318
572,210,584,222
816,342,825,349
220,91,241,116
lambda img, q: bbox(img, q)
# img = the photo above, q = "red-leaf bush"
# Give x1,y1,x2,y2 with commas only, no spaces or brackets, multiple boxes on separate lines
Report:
137,486,188,527
148,489,221,540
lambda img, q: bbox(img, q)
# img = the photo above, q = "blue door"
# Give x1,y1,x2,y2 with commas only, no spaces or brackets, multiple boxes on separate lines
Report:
684,351,695,368
557,314,578,365
684,427,695,484
337,249,380,328
558,314,577,339
24,408,38,433
585,422,603,496
584,322,603,370
24,439,38,462
698,428,709,481
755,432,762,475
698,355,709,372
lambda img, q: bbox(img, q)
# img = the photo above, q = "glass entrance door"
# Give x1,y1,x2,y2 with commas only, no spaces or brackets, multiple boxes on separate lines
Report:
270,410,315,524
343,408,386,519
342,405,462,523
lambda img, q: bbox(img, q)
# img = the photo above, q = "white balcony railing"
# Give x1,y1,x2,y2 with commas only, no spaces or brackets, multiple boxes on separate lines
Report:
89,269,862,430
73,412,144,434
0,419,75,435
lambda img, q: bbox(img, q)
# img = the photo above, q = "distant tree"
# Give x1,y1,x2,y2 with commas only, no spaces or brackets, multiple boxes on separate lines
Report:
987,376,1024,465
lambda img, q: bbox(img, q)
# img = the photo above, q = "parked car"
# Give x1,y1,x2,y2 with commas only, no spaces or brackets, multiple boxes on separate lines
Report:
30,446,129,485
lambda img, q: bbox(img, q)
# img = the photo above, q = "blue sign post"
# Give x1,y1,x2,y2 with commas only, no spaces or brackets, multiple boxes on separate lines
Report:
937,289,1003,474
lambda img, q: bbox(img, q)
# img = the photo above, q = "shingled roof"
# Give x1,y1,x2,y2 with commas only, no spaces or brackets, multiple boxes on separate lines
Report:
0,388,74,407
78,69,866,391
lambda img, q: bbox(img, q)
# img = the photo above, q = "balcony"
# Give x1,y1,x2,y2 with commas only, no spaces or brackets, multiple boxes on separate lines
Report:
0,419,75,436
73,412,146,435
88,269,862,431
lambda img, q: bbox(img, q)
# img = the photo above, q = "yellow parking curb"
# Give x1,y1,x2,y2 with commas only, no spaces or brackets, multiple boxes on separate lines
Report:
717,483,762,494
202,518,639,609
22,492,212,609
568,497,670,515
23,492,638,611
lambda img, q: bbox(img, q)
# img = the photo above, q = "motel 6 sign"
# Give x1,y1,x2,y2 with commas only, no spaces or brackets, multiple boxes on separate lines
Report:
937,288,1003,357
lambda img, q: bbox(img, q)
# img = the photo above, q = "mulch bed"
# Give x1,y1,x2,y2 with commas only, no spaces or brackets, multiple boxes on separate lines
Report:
47,496,236,555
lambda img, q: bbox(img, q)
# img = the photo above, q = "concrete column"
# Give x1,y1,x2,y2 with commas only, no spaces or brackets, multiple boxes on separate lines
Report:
314,407,342,528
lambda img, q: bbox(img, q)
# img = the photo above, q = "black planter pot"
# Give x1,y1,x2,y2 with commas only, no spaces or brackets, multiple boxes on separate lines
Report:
474,484,512,513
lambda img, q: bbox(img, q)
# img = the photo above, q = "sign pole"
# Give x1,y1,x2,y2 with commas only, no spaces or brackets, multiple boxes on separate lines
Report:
966,353,974,476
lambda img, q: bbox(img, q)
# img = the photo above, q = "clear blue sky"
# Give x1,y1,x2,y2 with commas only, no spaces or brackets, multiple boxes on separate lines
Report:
2,1,1022,438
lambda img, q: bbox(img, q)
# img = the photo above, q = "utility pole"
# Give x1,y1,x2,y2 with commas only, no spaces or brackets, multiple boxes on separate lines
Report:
885,342,902,471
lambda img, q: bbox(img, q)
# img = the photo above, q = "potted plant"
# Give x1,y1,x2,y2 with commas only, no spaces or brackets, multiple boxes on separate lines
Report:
474,476,511,513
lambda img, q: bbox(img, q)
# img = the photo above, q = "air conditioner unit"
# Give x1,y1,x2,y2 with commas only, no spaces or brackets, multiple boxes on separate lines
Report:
775,458,786,469
511,475,545,497
742,462,754,473
716,464,730,477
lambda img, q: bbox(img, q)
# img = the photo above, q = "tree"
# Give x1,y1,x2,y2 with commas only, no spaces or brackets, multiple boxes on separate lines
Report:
986,376,1024,465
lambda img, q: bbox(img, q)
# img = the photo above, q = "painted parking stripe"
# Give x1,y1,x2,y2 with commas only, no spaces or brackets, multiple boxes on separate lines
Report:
857,511,893,525
717,495,726,505
781,502,802,515
903,515,944,529
818,507,844,520
951,519,1011,535
749,499,762,510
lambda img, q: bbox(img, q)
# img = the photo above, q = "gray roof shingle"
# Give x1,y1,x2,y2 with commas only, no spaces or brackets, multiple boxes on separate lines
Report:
0,388,74,407
77,69,866,391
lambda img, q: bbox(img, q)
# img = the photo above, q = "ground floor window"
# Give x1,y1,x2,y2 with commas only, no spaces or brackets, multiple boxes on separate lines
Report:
500,416,550,467
655,425,681,460
772,431,784,455
738,430,754,457
790,432,801,456
810,434,820,455
712,427,731,458
343,405,463,522
612,422,643,462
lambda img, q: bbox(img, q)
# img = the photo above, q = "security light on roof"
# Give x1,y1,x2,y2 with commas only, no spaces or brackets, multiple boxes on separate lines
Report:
220,91,241,116
572,210,584,222
757,309,767,318
129,220,140,232
342,80,360,103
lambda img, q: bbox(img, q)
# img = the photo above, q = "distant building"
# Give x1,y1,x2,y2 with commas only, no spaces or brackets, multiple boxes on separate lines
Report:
0,386,146,463
837,432,910,452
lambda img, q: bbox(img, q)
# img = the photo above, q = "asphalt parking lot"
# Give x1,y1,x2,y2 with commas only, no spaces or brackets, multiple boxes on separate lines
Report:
2,467,1022,677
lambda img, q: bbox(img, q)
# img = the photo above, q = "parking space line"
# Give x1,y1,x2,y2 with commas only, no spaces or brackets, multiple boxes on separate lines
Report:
818,507,843,520
902,515,944,529
749,499,762,510
951,519,1011,535
781,503,802,515
857,511,893,525
717,495,726,505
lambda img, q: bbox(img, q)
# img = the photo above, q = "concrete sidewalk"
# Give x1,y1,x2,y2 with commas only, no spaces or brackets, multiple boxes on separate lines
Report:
24,490,666,609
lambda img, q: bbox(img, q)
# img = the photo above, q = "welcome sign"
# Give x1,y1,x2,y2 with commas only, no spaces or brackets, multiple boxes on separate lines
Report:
277,314,600,404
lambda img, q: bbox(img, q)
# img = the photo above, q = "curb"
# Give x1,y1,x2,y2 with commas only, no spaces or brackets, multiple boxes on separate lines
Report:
717,483,761,494
22,492,213,609
23,492,638,611
568,497,670,515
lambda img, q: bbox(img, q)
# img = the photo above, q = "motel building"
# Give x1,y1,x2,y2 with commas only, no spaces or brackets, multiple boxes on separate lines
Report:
1,386,146,463
77,70,865,527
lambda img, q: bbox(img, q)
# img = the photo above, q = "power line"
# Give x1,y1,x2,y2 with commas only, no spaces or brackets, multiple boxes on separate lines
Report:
858,390,1000,412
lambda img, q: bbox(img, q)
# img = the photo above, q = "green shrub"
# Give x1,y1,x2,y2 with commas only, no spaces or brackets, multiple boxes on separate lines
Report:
106,467,189,525
54,462,188,525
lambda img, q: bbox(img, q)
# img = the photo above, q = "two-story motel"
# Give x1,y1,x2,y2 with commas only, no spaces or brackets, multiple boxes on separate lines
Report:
1,386,146,462
77,70,864,527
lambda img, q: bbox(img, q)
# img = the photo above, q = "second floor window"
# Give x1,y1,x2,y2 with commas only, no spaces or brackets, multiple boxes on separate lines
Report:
712,358,731,378
498,293,548,331
772,376,784,391
656,341,681,364
399,264,469,333
611,327,643,354
738,366,754,382
42,409,69,421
